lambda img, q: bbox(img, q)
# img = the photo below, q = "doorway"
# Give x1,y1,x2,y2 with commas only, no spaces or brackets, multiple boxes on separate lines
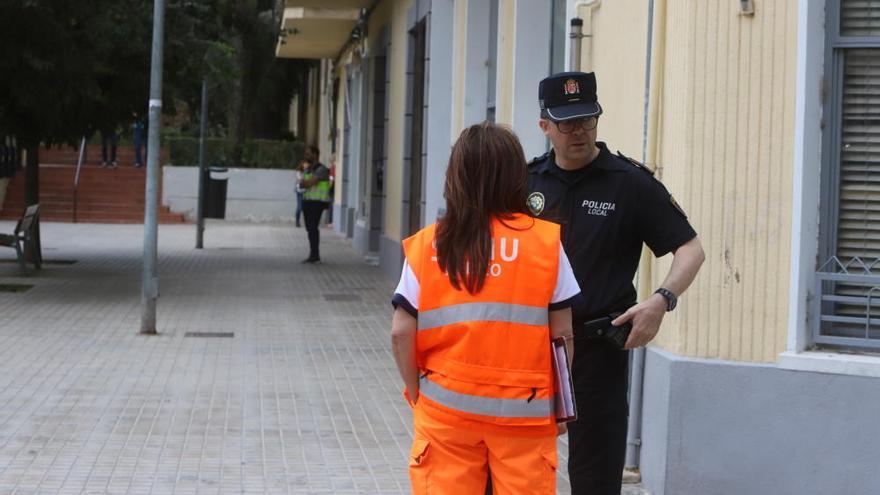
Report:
407,19,427,236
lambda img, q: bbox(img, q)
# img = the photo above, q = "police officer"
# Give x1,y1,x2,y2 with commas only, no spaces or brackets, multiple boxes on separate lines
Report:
299,144,331,264
529,72,705,494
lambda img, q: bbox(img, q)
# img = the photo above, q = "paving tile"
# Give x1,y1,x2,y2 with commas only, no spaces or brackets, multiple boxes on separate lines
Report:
0,221,650,494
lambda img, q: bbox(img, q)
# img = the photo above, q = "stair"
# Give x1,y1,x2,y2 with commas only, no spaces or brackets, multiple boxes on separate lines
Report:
1,146,186,224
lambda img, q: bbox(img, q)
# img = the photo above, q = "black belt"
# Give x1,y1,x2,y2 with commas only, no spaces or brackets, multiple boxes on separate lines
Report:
575,312,632,349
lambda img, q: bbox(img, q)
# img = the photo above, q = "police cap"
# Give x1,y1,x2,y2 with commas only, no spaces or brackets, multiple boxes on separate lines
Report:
538,71,603,122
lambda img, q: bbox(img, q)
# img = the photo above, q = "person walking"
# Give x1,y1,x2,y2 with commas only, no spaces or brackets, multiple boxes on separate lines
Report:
391,122,581,494
298,145,330,263
528,71,705,494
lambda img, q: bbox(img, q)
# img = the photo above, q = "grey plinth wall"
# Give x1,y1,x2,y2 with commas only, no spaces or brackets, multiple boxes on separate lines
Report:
353,220,371,256
641,347,880,495
379,235,403,282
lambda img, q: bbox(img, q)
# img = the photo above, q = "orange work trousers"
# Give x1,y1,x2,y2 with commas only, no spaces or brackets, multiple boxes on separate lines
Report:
408,404,557,494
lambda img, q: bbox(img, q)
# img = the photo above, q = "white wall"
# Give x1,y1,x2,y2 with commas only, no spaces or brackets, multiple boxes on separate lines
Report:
163,167,298,223
424,0,455,223
511,0,551,159
786,0,826,354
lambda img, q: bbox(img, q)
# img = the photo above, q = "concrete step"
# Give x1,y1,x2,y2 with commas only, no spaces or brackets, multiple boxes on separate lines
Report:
1,161,182,224
0,210,187,224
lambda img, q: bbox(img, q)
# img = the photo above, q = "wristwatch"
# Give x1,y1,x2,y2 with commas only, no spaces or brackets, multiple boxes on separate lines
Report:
654,287,678,312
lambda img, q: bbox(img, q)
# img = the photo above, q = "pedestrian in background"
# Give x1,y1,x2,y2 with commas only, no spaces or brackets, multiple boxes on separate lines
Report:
100,126,118,168
298,145,330,263
528,71,705,494
294,160,306,228
391,122,580,494
132,113,146,168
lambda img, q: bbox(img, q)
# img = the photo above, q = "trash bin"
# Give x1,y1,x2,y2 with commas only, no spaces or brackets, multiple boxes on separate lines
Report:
203,166,228,219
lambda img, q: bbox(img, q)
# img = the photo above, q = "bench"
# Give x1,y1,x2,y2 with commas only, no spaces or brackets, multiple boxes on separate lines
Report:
0,204,42,274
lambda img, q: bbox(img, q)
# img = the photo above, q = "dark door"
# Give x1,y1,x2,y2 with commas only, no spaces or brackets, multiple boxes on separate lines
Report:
408,20,427,236
369,52,387,252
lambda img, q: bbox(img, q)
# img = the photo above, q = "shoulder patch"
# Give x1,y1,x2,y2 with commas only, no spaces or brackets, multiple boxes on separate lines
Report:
616,151,655,176
528,151,550,169
527,191,545,216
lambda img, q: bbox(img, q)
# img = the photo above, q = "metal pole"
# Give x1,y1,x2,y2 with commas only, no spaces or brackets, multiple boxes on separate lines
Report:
196,78,208,249
625,0,657,472
569,17,583,71
73,136,86,223
141,0,166,335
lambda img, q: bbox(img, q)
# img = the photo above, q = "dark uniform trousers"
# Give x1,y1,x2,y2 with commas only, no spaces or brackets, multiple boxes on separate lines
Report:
302,200,326,260
485,338,629,495
568,338,630,494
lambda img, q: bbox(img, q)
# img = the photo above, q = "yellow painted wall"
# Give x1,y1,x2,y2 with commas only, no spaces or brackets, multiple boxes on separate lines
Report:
333,66,347,205
494,0,516,125
334,0,394,210
592,0,798,363
305,67,320,147
381,0,411,242
367,0,392,57
318,60,333,161
586,1,649,159
451,0,468,135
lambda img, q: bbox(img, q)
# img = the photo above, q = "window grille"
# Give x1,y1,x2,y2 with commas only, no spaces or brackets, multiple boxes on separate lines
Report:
816,0,880,349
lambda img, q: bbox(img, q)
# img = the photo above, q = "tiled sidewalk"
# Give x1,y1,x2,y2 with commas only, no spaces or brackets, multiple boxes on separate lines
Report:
0,221,648,494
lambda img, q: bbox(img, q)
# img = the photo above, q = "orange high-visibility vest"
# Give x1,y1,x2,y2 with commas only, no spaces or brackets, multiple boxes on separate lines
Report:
402,213,561,428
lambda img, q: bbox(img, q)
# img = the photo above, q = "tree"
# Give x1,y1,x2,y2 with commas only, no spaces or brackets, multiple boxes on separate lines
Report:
0,0,310,180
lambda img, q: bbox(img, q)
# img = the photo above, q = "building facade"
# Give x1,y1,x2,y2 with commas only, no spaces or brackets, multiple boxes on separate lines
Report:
277,1,880,493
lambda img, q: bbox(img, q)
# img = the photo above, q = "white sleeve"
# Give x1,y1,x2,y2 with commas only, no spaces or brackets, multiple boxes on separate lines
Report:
551,243,581,306
392,259,420,314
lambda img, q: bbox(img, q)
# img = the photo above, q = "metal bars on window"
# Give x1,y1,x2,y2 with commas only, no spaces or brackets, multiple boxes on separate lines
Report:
815,257,880,349
817,0,880,349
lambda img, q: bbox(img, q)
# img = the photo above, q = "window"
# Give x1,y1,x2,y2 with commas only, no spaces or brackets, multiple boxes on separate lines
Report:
816,0,880,350
550,0,567,74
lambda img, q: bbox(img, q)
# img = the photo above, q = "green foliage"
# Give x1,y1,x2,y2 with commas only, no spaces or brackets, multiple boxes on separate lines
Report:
0,0,152,146
0,0,310,158
166,136,303,169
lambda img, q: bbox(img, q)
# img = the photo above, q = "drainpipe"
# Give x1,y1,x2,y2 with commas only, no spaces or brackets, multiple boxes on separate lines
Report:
572,0,602,71
625,0,665,477
569,18,583,71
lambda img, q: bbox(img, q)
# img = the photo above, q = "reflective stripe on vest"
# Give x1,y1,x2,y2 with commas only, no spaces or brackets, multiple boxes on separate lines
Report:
402,215,561,426
420,375,552,419
418,302,548,331
302,171,330,202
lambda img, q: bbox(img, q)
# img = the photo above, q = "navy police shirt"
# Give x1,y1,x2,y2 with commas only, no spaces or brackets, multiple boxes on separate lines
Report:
527,142,697,325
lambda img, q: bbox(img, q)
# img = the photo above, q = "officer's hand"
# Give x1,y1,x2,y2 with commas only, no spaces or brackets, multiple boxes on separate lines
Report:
612,294,667,349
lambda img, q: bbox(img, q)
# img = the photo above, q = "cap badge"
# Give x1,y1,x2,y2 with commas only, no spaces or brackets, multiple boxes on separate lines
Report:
563,78,579,95
527,192,545,216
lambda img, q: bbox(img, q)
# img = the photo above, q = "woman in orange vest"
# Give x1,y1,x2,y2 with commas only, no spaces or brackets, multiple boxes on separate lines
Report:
390,122,580,494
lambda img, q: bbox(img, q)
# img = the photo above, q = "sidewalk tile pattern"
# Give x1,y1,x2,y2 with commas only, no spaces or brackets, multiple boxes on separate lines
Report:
0,221,648,494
